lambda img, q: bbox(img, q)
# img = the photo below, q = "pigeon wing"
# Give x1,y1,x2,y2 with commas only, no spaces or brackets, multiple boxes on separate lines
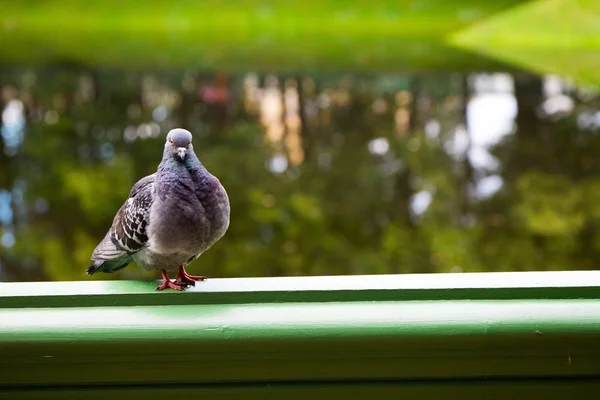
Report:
87,174,155,274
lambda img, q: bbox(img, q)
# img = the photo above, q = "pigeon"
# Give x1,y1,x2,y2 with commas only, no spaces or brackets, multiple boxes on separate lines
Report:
87,128,230,291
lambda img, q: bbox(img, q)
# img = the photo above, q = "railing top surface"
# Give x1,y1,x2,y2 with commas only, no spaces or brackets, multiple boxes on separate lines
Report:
1,270,600,308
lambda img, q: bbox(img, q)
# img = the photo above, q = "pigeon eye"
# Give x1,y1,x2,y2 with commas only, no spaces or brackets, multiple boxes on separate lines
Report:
169,139,174,145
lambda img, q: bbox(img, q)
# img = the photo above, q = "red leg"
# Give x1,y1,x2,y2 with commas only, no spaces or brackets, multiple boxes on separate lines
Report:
156,269,187,291
175,265,207,287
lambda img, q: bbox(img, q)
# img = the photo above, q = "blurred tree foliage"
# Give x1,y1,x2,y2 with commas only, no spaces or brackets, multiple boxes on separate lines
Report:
0,66,599,282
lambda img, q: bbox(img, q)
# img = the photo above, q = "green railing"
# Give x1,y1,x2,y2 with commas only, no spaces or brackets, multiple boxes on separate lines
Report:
2,271,600,399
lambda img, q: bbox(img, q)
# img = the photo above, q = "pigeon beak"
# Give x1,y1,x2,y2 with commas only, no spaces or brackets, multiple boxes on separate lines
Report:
177,147,187,160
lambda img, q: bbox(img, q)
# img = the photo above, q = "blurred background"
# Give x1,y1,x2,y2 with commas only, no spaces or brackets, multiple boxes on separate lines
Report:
1,0,599,282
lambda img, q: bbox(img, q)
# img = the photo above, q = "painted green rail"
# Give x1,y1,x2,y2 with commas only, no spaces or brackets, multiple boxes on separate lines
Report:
2,271,600,399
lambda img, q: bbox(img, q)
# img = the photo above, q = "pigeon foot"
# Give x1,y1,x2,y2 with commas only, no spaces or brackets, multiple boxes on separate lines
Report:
174,265,207,287
156,269,187,291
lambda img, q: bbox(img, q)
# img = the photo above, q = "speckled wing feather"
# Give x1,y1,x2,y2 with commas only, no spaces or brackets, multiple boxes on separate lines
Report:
111,174,154,253
87,174,155,274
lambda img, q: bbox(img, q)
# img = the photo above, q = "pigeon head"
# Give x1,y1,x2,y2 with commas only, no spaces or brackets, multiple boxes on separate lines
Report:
165,128,193,161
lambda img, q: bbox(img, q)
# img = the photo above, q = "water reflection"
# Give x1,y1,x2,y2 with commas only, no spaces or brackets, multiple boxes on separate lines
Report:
1,68,599,281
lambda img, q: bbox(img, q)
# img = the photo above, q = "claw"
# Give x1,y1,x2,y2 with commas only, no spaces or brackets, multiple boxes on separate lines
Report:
175,265,207,287
156,269,187,291
175,279,195,287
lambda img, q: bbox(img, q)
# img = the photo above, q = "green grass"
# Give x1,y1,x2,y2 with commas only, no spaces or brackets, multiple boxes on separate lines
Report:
0,0,521,71
452,0,600,87
2,0,599,86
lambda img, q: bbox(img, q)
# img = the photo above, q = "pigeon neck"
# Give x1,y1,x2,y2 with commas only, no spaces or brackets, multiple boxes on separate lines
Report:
157,154,206,175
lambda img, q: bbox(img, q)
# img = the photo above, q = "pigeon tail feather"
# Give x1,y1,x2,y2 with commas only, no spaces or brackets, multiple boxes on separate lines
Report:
87,257,132,275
